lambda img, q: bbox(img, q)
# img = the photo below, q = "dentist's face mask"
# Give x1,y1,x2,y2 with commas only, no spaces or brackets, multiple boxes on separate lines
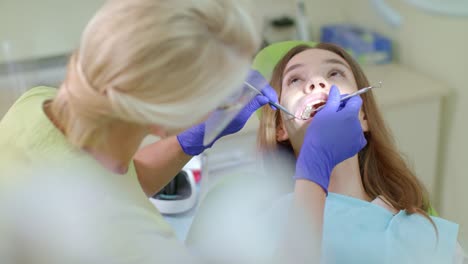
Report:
203,83,258,146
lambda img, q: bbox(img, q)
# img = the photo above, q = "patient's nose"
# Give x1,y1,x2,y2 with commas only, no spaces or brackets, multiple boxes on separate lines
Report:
305,79,329,93
314,82,326,89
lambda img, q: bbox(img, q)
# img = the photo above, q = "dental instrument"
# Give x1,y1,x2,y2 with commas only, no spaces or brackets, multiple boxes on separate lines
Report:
245,81,382,121
301,82,383,119
244,81,303,119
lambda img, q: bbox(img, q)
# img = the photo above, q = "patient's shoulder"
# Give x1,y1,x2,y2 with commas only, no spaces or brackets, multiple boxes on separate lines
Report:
371,196,398,214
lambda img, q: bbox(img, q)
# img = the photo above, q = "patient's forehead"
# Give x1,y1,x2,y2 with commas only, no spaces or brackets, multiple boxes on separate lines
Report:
284,49,350,73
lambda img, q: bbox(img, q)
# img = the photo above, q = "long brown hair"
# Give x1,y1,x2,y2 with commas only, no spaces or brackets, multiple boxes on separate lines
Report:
258,43,433,221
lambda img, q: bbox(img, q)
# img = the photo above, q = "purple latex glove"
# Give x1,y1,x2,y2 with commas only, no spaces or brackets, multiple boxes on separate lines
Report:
294,85,367,193
177,70,278,156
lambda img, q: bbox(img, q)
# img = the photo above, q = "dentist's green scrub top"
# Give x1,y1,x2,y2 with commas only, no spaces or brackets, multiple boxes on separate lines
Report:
0,87,195,263
268,192,459,264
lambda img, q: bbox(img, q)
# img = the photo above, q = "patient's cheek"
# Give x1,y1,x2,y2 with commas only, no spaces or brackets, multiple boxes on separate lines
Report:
335,83,358,95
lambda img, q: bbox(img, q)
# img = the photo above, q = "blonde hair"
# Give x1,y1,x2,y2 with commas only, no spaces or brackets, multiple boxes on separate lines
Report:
52,0,260,147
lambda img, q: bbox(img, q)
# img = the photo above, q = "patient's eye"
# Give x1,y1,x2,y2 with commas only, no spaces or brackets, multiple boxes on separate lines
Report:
287,76,302,86
291,78,300,84
328,69,345,78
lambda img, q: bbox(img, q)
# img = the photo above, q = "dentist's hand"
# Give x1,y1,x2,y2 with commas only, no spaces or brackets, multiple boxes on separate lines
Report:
219,69,278,135
177,70,278,156
294,85,367,193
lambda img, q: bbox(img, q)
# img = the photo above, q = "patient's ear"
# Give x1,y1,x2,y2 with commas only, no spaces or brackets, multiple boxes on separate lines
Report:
360,110,369,132
276,121,289,141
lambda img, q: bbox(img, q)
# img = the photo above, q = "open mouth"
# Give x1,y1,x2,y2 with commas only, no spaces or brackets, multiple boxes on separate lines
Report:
301,100,326,119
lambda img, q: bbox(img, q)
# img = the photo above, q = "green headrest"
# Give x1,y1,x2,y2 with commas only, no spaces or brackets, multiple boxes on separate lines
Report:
252,40,317,82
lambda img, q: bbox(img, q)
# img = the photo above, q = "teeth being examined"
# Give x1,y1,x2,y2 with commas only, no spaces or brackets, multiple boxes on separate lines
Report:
301,105,314,119
301,100,326,119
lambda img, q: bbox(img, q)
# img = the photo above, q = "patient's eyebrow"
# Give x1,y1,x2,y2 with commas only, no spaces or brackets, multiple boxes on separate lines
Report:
283,63,304,76
324,58,351,70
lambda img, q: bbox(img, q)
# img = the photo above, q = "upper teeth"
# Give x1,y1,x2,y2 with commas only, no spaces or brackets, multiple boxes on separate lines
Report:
301,106,313,119
301,100,325,119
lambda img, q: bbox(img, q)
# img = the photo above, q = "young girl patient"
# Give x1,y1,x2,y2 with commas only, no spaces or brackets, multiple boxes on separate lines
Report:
258,43,462,263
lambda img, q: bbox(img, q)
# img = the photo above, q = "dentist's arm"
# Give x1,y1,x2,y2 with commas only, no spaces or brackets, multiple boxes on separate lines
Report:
134,136,192,197
134,70,277,197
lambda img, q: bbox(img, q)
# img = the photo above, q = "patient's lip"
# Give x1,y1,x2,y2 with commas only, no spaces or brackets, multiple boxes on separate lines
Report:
295,93,328,118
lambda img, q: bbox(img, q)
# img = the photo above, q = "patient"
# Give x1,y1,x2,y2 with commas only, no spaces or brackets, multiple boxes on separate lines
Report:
258,43,463,263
